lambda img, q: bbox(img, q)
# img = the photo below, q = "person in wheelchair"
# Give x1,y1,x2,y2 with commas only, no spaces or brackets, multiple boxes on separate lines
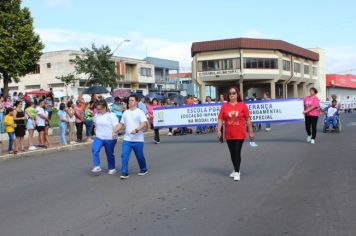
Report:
323,100,339,130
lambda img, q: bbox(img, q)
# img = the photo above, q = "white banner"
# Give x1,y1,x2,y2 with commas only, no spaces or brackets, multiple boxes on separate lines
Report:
153,99,304,128
320,100,356,109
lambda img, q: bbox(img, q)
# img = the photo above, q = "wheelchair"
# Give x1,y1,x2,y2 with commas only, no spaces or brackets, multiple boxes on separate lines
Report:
322,114,341,133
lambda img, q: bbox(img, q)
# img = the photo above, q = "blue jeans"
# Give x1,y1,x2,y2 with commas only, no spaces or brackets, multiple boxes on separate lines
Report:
121,140,147,175
59,122,67,145
7,132,14,151
197,126,205,133
265,123,271,129
92,138,117,170
325,116,337,128
84,120,93,137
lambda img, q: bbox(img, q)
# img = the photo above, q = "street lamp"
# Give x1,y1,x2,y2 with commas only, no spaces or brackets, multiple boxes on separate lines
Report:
112,39,130,55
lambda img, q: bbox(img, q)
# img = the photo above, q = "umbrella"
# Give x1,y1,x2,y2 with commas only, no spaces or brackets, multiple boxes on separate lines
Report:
26,90,49,95
145,92,164,101
112,89,131,98
131,93,144,100
169,94,186,105
82,86,109,94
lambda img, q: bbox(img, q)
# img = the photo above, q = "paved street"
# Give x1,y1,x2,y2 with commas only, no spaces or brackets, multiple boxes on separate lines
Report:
1,114,356,236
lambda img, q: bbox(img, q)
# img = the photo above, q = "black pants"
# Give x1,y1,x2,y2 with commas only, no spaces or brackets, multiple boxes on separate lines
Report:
226,140,244,172
169,128,173,133
76,122,83,141
305,116,318,139
151,123,160,142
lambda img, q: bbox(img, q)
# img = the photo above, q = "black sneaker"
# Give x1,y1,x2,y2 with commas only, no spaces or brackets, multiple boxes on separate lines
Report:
120,174,129,179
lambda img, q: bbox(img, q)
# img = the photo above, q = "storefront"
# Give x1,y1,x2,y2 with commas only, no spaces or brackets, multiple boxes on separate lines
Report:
326,74,356,100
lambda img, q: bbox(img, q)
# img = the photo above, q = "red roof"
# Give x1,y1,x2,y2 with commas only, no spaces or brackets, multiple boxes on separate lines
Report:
326,74,356,89
191,38,319,61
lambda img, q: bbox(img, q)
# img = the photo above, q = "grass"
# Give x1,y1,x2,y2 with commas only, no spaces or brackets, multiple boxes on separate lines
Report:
50,108,59,128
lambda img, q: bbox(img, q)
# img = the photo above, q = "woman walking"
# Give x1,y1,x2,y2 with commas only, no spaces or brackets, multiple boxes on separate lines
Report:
91,100,119,175
303,87,320,144
147,98,161,144
216,86,254,181
25,102,37,150
13,101,26,152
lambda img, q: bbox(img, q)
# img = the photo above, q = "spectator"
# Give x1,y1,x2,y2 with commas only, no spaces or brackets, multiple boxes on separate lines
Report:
263,92,271,132
13,101,26,152
66,101,76,144
44,105,51,148
111,97,123,122
12,92,19,102
0,96,5,143
57,103,68,146
147,98,161,144
5,108,16,154
36,100,48,148
45,95,54,120
138,97,148,114
25,102,37,150
74,101,84,143
84,103,94,142
164,98,174,136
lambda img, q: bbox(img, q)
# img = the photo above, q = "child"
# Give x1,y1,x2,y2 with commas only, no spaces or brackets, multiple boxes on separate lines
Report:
4,108,16,154
324,100,339,129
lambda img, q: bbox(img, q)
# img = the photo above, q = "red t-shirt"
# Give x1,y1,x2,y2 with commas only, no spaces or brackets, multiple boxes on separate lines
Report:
218,102,250,140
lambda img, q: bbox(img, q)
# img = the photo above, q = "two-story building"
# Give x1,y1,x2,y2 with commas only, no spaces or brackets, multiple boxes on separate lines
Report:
6,50,156,97
191,38,326,100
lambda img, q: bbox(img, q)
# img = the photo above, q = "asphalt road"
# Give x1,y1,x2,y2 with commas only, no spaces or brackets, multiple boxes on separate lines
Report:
1,114,356,236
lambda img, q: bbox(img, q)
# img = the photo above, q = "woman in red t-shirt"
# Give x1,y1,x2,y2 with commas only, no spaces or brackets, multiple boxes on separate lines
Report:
216,86,254,181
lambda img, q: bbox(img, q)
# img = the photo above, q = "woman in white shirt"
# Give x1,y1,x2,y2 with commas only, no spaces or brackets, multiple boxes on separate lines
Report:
91,100,119,175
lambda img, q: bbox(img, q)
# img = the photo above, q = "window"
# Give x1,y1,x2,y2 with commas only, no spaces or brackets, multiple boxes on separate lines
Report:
49,83,64,88
123,84,131,88
46,63,51,69
283,60,291,71
304,65,310,75
140,68,152,77
25,85,41,90
293,62,301,73
32,64,40,74
243,58,278,69
198,58,240,72
139,84,147,89
312,67,317,76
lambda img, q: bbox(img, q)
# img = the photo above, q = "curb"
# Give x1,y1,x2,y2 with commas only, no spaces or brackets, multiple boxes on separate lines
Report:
0,130,162,161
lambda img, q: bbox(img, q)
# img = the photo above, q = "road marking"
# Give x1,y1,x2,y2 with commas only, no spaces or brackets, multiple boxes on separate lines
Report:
347,122,356,126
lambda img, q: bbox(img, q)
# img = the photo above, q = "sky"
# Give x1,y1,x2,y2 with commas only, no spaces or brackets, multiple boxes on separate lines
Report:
22,0,356,73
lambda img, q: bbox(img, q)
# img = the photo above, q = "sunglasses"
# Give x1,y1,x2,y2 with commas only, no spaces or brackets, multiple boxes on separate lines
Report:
228,92,237,95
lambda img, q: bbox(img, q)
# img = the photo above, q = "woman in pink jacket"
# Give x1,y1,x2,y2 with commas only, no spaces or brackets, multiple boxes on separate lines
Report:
303,87,320,144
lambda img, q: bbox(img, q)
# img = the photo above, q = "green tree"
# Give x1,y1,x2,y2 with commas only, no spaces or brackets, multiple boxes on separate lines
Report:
70,44,119,91
0,0,44,97
56,73,78,97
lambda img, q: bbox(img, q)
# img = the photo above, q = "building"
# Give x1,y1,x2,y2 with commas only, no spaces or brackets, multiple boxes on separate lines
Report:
6,50,156,97
326,74,356,100
191,38,326,100
144,57,181,96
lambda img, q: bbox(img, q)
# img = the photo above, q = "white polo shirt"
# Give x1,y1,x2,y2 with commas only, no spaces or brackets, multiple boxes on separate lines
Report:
35,106,46,127
120,108,147,142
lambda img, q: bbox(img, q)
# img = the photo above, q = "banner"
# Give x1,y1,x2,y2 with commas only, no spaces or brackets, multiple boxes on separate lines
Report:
320,100,356,109
153,99,304,128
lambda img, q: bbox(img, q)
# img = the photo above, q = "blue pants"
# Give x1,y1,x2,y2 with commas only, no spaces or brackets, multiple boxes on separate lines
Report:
265,123,271,129
84,120,93,137
7,132,14,151
121,140,147,175
325,116,337,128
59,122,67,145
92,138,117,170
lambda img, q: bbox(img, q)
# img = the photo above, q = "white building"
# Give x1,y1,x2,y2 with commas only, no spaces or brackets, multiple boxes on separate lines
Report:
6,50,156,97
191,38,326,100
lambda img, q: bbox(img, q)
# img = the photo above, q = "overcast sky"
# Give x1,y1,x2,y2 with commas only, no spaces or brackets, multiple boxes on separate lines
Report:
23,0,356,73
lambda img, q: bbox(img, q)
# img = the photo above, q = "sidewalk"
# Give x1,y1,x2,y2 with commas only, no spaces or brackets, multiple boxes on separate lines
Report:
0,129,166,161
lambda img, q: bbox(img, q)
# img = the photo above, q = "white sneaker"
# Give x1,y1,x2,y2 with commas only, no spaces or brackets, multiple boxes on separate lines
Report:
91,166,102,173
265,128,271,132
307,136,312,143
230,171,236,178
108,169,117,175
28,146,37,151
70,141,78,144
138,170,148,176
120,175,129,179
233,172,240,181
311,139,315,144
168,132,173,136
154,140,160,144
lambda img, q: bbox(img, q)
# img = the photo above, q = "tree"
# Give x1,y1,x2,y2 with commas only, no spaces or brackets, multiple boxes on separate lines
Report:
56,73,78,97
0,0,44,97
70,44,119,91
